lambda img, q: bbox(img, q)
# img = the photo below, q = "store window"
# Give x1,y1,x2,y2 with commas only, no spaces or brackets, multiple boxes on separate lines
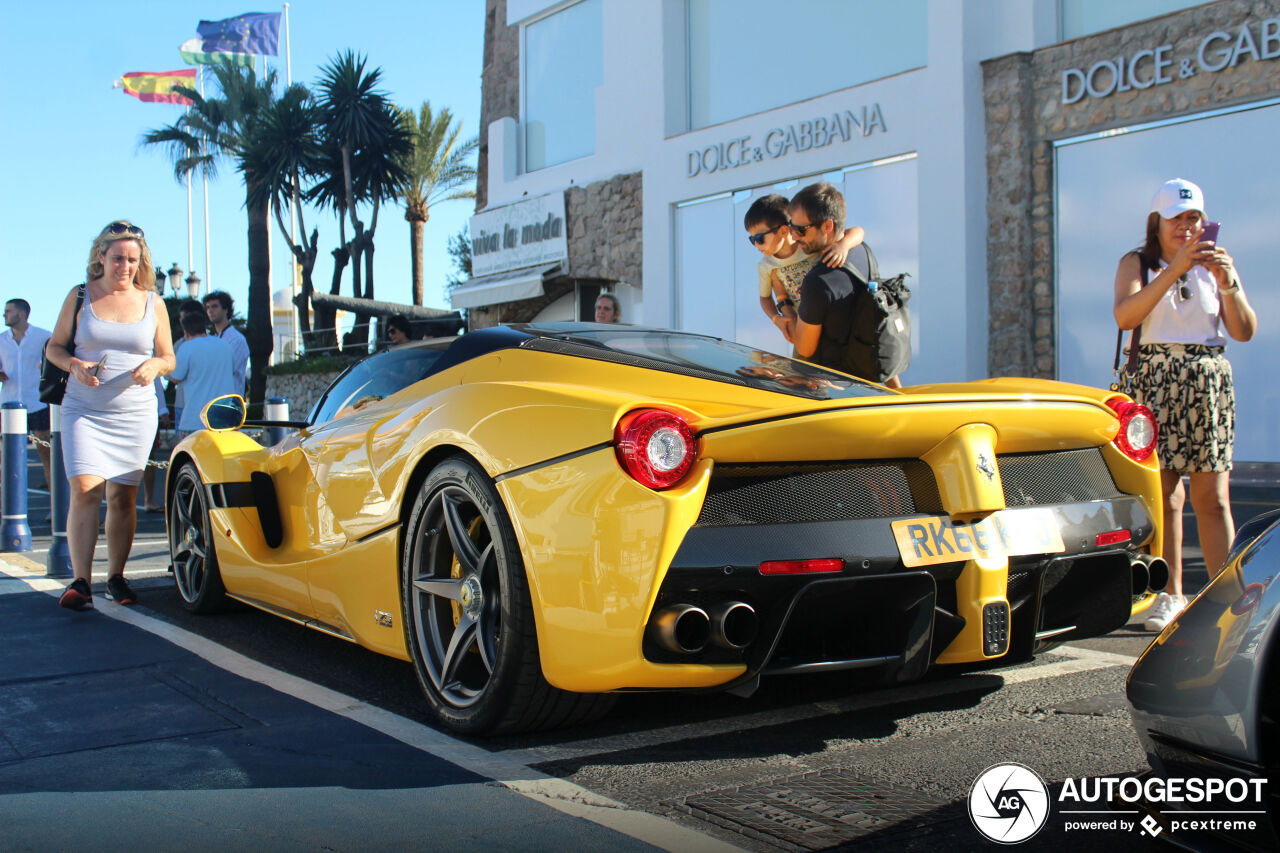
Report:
1055,103,1280,462
523,0,603,171
1059,0,1206,41
686,0,926,131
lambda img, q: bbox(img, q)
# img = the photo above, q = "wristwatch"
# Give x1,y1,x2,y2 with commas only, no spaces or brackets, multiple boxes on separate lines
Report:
775,298,794,312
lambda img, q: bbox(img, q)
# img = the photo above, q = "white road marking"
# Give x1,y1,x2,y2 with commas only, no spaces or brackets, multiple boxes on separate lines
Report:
0,561,743,853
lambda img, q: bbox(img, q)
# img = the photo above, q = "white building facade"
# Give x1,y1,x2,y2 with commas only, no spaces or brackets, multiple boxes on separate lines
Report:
458,0,1279,462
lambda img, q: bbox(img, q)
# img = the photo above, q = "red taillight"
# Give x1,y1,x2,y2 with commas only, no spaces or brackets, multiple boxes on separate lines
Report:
759,558,844,575
614,409,696,489
1096,529,1132,546
1231,583,1264,616
1106,395,1158,462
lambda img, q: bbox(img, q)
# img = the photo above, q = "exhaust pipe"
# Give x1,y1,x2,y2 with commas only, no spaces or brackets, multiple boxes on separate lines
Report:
649,604,710,654
1130,553,1170,595
709,601,758,649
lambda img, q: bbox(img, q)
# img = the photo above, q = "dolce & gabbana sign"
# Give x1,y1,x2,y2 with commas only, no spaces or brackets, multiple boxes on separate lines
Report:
469,192,568,278
686,102,887,178
1061,18,1279,104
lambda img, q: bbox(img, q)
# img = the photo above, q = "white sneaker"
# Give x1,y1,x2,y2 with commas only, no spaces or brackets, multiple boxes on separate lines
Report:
1143,593,1187,632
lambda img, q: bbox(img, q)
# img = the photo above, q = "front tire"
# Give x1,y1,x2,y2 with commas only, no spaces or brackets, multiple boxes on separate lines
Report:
169,462,226,613
401,456,613,734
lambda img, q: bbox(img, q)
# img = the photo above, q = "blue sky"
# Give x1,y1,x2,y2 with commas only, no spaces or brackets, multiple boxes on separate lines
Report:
0,2,482,340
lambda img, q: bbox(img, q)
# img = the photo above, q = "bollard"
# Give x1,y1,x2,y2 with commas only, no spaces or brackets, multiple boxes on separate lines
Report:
46,404,72,577
265,397,289,446
2,401,32,552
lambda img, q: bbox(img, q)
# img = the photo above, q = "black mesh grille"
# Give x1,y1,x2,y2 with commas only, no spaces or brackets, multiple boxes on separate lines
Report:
695,461,940,527
999,447,1122,507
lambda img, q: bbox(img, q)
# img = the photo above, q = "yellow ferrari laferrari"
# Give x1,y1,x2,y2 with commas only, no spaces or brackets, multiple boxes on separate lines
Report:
167,323,1167,734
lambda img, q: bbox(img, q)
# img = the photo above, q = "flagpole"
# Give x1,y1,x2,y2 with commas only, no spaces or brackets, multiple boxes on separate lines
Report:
284,2,301,357
199,66,212,294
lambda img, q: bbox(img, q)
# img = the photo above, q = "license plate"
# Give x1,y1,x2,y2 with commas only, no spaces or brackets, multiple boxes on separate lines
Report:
890,509,1066,568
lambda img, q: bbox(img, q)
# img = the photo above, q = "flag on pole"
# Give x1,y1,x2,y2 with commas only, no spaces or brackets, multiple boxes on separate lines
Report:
197,12,281,56
120,69,197,105
179,37,255,68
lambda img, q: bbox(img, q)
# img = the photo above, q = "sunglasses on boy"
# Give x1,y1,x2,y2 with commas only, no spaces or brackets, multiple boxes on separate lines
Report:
105,222,144,238
747,224,787,246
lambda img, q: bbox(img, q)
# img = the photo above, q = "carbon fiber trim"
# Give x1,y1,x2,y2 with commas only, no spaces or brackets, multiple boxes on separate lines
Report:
520,336,746,385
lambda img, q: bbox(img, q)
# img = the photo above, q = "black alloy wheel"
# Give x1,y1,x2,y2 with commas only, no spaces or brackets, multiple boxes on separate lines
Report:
169,462,226,612
401,456,613,734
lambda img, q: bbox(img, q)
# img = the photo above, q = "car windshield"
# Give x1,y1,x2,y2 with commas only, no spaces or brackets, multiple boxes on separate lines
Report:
520,325,888,400
309,347,444,424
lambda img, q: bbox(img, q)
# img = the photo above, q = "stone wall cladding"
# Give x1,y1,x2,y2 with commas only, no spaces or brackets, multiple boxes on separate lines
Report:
566,171,643,284
265,369,345,420
983,0,1280,378
479,0,519,211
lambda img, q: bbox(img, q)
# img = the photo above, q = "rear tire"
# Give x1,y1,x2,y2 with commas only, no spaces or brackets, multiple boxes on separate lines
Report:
401,456,614,734
168,462,227,613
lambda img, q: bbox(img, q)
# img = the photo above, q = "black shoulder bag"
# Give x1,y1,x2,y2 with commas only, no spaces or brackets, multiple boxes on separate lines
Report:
38,286,85,405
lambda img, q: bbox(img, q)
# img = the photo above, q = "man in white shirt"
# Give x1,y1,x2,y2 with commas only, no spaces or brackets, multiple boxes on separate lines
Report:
169,312,235,436
204,290,249,396
0,298,53,488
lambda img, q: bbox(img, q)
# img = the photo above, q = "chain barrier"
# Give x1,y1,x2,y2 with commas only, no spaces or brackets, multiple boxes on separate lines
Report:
28,427,269,472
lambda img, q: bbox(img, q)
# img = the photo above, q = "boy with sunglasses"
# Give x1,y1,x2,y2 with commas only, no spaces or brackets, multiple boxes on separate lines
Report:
745,194,863,344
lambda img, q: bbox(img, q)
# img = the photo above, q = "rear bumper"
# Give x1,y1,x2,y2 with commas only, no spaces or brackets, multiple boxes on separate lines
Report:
650,496,1156,682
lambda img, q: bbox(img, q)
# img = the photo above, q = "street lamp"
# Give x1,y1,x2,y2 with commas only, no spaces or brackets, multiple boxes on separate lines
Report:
185,271,201,299
167,263,183,296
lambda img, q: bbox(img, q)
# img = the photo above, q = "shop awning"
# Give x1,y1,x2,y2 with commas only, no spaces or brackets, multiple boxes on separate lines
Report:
449,263,561,310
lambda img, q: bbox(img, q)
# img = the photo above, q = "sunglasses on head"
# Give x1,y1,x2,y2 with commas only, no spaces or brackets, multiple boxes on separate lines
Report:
747,223,786,246
105,222,144,238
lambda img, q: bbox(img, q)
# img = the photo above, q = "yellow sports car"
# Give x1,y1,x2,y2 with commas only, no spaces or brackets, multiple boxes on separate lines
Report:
167,323,1166,735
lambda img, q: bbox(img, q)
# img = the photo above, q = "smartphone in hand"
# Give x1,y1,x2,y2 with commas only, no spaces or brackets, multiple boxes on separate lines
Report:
1200,221,1221,244
91,356,106,379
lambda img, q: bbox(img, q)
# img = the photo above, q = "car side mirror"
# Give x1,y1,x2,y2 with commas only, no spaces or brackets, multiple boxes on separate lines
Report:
202,394,247,431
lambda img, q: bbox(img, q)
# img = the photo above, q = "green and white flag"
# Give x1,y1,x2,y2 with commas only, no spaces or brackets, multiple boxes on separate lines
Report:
179,37,254,68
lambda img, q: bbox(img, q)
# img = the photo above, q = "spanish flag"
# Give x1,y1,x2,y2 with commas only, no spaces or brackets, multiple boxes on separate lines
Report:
120,69,197,105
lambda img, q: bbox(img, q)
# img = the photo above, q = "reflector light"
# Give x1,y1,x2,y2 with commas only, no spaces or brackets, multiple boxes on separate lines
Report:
759,558,844,575
614,409,696,490
1231,583,1264,616
1095,529,1132,546
1105,396,1158,462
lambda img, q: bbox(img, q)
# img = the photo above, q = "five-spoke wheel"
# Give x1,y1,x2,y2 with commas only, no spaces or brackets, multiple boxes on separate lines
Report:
169,462,226,612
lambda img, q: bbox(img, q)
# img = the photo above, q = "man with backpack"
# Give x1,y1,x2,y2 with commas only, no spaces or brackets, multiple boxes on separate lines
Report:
784,182,909,388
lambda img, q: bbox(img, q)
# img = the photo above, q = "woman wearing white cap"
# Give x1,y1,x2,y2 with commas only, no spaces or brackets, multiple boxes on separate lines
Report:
1113,178,1257,631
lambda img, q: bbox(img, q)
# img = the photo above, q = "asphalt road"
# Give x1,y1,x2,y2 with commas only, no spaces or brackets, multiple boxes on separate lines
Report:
4,451,1278,852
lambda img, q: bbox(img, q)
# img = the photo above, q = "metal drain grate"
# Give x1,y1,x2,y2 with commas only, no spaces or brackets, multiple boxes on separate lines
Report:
675,769,960,850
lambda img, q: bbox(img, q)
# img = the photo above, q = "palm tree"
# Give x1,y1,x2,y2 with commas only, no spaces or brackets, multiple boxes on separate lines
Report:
142,65,276,406
243,83,328,351
398,102,478,305
314,51,411,348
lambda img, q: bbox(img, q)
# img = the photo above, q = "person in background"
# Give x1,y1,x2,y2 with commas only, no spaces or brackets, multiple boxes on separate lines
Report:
386,314,414,345
45,221,175,610
594,293,621,323
169,311,235,438
170,298,206,425
744,193,863,346
204,290,248,395
141,378,170,513
0,298,53,488
1112,178,1258,632
784,182,903,388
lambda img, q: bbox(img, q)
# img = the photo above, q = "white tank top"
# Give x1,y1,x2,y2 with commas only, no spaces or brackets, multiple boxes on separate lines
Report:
1140,261,1225,346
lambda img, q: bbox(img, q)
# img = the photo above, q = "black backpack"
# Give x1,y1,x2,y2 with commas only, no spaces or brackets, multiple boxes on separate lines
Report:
840,242,912,384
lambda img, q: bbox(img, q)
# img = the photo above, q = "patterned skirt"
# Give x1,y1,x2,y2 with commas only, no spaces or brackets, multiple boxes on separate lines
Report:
1120,343,1234,474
